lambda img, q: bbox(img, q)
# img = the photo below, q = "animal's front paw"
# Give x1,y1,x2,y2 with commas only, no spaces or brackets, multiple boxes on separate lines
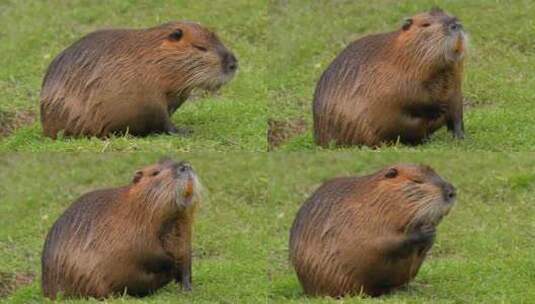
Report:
165,124,193,137
175,126,193,137
453,129,464,139
410,225,436,248
182,281,192,292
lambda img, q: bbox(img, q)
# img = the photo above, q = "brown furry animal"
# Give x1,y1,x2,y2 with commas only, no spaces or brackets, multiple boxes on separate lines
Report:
40,21,237,138
41,159,202,299
289,164,456,297
313,8,467,147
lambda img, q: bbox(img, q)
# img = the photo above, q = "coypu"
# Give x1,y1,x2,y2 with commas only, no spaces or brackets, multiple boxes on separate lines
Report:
313,8,467,147
289,164,456,297
41,159,202,299
40,21,238,138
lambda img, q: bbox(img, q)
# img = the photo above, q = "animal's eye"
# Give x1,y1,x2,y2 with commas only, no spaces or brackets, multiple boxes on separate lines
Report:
193,44,208,52
151,171,160,177
421,23,431,27
132,171,143,183
412,179,424,184
385,168,398,179
402,18,413,31
169,29,183,41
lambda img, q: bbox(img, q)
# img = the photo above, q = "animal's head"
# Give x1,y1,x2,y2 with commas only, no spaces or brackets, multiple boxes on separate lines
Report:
131,158,202,210
398,8,467,65
370,163,456,231
152,21,238,93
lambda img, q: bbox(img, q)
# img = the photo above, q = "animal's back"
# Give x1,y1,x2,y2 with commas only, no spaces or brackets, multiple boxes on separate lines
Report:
40,30,134,137
41,188,121,298
313,33,394,146
289,176,370,295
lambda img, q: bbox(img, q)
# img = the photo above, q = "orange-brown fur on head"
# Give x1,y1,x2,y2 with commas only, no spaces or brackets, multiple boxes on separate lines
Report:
130,158,202,214
313,8,466,147
154,21,238,92
41,160,201,299
363,164,456,231
40,21,237,138
395,8,467,71
289,164,455,298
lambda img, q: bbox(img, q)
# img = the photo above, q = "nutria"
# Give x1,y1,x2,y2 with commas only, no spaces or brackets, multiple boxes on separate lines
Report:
289,164,456,297
41,159,202,299
40,21,238,138
313,8,467,147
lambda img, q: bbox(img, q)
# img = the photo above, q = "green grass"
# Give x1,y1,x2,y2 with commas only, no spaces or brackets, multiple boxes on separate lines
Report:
0,0,267,152
267,152,535,303
1,0,534,303
1,152,534,303
0,153,271,303
268,0,535,151
2,0,535,151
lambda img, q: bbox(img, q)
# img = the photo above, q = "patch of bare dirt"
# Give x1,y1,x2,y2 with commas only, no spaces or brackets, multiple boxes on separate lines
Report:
0,109,36,137
268,118,307,151
0,271,35,298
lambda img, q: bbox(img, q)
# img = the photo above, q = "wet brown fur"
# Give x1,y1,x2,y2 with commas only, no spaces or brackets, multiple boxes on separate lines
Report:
289,164,456,297
313,8,466,147
41,160,202,299
40,21,237,138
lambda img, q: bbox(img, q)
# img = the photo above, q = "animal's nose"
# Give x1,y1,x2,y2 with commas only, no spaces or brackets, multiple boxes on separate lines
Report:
443,183,456,202
224,53,238,73
176,162,192,173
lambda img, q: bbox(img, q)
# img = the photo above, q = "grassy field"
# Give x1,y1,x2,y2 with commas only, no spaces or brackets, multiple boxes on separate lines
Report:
267,152,535,303
0,0,267,152
1,152,534,303
268,0,535,151
2,0,535,152
0,153,271,303
1,0,534,303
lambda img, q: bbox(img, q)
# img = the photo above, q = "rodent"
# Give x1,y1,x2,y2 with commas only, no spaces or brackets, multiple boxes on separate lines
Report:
40,21,238,138
289,164,456,297
41,159,202,299
313,7,466,147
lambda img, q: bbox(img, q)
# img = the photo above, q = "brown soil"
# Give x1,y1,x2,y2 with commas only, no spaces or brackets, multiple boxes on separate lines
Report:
0,271,35,298
0,109,36,137
267,118,307,151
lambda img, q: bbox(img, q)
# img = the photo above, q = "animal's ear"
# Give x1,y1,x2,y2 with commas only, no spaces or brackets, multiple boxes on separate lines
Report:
385,167,399,179
402,18,413,31
158,156,173,164
168,29,183,41
132,170,143,184
430,6,444,14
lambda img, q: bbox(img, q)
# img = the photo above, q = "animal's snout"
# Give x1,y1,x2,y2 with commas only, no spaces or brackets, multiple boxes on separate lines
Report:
222,52,238,74
176,162,192,173
442,183,456,202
